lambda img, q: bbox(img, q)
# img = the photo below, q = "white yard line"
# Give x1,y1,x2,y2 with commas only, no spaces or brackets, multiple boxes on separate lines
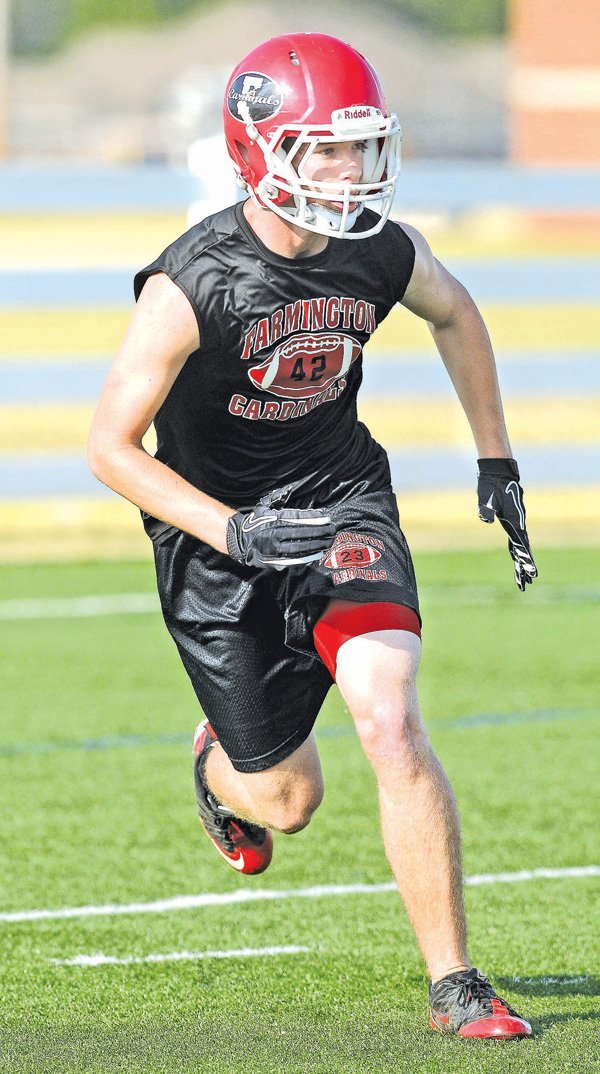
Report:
0,593,159,620
509,975,590,986
464,866,600,885
50,945,311,967
1,583,598,620
2,883,396,923
2,866,598,925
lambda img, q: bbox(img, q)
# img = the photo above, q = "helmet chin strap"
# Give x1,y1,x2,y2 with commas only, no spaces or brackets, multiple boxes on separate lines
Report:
302,201,363,234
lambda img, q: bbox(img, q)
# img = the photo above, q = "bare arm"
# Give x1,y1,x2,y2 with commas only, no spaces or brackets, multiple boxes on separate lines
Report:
400,223,512,459
87,272,234,553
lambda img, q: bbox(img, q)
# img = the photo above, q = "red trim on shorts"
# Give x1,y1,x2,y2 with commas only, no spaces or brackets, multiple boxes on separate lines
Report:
313,600,421,679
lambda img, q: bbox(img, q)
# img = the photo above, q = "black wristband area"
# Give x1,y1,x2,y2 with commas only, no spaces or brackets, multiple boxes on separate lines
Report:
477,457,520,480
226,515,243,561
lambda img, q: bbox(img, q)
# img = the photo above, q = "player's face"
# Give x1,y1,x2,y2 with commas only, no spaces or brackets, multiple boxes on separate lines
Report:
294,140,367,214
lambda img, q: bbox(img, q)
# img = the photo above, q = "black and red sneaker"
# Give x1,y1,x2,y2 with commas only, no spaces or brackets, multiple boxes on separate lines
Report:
193,720,273,875
429,967,532,1039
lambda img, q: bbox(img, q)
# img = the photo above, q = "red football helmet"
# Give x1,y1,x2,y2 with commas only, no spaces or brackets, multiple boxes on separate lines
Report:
223,33,401,239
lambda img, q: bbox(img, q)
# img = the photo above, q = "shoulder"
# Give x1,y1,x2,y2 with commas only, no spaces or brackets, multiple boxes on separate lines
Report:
396,223,446,303
352,210,415,253
352,212,417,272
134,203,243,300
398,225,471,322
347,212,417,301
395,221,433,261
172,202,243,260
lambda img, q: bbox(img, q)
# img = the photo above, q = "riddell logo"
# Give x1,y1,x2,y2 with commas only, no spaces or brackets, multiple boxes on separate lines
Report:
332,105,382,128
344,107,374,120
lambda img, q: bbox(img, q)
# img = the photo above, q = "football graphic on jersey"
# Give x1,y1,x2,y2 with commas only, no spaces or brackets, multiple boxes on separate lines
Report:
248,332,362,399
322,542,382,569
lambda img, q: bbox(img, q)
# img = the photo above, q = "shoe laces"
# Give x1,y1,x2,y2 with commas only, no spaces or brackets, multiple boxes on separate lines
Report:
435,969,518,1019
200,793,236,849
453,970,496,1011
204,790,265,848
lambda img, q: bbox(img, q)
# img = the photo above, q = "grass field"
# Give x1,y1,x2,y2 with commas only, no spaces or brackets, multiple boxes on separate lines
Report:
0,547,598,1074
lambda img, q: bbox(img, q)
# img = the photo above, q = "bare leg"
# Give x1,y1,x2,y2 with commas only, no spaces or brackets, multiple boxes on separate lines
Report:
335,629,470,982
203,731,325,834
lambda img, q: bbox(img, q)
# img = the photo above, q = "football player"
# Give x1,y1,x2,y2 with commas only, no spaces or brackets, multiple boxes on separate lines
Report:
88,32,537,1039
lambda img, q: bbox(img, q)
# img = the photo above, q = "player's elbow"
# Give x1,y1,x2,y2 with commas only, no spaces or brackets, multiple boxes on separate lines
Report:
87,425,127,489
87,421,107,480
428,279,478,334
87,444,114,490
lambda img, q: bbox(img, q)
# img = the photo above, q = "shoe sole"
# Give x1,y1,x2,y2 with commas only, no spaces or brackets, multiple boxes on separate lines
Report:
430,1013,532,1039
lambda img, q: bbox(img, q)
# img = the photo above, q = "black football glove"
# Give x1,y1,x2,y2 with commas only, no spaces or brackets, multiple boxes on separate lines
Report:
477,458,538,591
226,485,336,570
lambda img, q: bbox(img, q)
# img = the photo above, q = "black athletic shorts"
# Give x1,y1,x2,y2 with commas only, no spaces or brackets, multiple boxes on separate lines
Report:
153,487,419,773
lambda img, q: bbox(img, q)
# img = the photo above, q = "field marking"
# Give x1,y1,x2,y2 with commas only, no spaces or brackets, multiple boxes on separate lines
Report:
508,975,590,986
464,866,599,885
1,708,597,759
50,945,311,968
2,866,598,925
1,582,599,621
0,593,159,619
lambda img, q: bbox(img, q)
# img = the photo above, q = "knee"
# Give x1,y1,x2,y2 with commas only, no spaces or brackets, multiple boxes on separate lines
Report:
261,778,324,834
354,697,429,775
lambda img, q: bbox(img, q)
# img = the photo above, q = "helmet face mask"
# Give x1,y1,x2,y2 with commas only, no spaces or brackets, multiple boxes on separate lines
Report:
223,34,401,239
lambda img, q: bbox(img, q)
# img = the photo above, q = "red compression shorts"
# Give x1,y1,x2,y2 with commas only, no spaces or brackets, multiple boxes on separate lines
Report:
313,599,421,679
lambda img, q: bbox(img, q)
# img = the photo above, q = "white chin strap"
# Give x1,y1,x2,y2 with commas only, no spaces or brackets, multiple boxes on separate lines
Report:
304,202,362,233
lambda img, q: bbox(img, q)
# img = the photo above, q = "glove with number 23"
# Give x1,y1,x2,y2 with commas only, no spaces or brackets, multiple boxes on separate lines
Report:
477,458,538,592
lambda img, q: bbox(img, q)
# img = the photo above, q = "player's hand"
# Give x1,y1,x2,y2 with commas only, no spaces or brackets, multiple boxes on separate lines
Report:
477,458,538,591
226,485,336,570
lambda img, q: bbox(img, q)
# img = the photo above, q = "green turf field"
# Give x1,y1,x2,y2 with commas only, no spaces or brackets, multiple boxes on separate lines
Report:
0,548,598,1074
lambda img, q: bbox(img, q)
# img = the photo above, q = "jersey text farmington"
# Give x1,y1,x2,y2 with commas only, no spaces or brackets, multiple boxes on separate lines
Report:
241,296,377,359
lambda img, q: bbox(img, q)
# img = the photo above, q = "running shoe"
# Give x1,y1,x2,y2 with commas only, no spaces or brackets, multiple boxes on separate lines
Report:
193,719,273,875
429,967,533,1039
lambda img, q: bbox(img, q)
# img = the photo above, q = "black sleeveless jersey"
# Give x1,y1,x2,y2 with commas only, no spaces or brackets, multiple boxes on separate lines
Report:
134,202,415,511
